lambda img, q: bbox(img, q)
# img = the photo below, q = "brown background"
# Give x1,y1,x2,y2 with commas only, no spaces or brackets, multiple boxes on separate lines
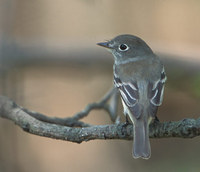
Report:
0,0,200,172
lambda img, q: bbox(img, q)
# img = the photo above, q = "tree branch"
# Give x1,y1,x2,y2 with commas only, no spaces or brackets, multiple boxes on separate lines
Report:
21,108,91,127
71,87,117,121
0,95,200,143
20,88,117,127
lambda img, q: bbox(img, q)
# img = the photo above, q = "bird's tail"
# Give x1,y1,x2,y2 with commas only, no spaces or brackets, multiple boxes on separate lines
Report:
133,118,151,159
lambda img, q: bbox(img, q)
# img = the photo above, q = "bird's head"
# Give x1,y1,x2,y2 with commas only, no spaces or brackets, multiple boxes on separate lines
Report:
97,34,154,64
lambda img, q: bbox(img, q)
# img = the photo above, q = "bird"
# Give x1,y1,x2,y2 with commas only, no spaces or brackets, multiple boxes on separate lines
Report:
97,34,166,159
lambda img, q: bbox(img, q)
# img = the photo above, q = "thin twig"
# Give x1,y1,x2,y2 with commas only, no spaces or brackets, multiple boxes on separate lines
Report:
72,87,116,120
20,88,116,127
21,108,91,127
108,88,119,122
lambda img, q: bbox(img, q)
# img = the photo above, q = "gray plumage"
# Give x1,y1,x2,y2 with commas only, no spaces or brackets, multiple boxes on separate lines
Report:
97,34,166,159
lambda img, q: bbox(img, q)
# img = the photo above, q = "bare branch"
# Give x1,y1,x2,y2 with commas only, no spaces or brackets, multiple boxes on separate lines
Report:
20,88,117,127
72,87,116,120
108,88,119,122
0,95,200,144
21,108,91,127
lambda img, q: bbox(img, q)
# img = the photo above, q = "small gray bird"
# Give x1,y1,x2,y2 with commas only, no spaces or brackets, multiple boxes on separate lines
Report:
97,34,166,159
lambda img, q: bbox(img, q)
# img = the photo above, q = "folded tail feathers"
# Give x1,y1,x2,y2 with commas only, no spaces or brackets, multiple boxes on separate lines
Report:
133,119,151,159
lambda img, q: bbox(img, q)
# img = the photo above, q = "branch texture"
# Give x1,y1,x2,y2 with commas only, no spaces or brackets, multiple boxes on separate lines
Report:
0,95,200,143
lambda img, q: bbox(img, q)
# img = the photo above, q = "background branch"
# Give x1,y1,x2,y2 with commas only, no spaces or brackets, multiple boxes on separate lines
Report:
20,87,117,127
0,95,200,143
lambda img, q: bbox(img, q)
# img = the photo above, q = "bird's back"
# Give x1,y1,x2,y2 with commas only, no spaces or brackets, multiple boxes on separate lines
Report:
114,55,163,83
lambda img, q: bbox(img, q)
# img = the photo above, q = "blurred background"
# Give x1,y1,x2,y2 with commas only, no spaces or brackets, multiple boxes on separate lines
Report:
0,0,200,171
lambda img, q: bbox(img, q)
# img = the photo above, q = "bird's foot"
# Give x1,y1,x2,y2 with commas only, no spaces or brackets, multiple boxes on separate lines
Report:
154,116,160,123
122,115,131,128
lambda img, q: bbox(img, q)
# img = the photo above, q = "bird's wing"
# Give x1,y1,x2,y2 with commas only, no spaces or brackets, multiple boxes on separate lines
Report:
114,67,167,119
148,67,167,106
147,67,167,117
114,74,141,118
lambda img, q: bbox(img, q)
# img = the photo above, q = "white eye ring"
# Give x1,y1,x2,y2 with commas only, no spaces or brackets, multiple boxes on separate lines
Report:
118,44,129,51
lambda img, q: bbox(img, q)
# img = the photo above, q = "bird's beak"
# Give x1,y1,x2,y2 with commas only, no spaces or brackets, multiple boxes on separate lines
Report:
97,41,113,49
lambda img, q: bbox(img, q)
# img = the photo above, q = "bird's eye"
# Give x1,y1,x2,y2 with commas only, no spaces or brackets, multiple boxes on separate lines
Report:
119,44,129,51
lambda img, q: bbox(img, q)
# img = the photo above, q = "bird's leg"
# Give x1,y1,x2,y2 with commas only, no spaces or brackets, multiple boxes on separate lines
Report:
122,115,131,127
151,116,160,126
154,116,160,122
